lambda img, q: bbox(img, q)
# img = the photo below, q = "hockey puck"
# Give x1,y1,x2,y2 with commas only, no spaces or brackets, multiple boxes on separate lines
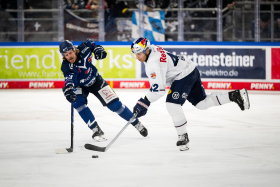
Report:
92,155,98,158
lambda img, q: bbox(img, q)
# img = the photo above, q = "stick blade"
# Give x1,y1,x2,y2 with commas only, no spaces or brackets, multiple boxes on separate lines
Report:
55,148,73,154
84,143,106,152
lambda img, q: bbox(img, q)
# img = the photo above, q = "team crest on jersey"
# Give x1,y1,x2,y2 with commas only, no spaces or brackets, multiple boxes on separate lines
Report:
150,72,156,79
168,89,172,94
182,92,188,99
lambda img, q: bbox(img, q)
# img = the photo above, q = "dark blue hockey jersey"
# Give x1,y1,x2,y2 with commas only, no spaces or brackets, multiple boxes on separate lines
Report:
61,42,99,87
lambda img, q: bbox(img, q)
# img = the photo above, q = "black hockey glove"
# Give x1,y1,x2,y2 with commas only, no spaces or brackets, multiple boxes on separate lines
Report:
62,85,77,103
133,97,151,118
93,45,107,60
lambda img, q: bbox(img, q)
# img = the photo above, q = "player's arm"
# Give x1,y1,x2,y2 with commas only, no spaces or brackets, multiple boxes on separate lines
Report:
61,62,78,87
82,39,107,60
133,68,167,118
61,62,78,103
146,68,167,103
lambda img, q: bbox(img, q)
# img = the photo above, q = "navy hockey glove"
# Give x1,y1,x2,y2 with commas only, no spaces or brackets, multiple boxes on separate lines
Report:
62,85,77,103
93,45,107,60
133,98,151,118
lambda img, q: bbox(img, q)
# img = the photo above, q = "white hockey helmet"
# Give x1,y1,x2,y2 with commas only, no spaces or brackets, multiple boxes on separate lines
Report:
131,37,151,58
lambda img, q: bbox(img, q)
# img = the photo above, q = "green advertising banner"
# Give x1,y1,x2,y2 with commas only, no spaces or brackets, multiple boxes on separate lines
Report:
93,47,136,78
0,46,136,79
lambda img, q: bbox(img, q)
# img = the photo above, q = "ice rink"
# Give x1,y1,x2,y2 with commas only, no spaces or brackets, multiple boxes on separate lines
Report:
0,89,280,187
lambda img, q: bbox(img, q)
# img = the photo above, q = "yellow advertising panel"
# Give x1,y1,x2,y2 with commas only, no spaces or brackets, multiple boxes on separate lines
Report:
0,46,136,79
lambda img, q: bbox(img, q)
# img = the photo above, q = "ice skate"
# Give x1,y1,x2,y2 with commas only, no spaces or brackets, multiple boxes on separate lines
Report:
134,121,148,137
92,124,107,142
240,88,250,110
229,89,250,111
177,133,189,151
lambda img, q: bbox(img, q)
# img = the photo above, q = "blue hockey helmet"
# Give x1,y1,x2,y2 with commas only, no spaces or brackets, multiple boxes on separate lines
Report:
131,37,150,58
59,40,75,56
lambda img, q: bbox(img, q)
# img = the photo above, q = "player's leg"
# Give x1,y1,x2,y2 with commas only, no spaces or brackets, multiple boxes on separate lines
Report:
89,75,148,137
73,88,106,141
166,70,199,151
107,100,148,137
166,102,189,151
186,69,250,111
195,88,250,111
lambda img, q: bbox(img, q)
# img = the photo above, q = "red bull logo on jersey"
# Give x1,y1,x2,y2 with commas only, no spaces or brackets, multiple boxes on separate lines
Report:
156,46,167,63
150,72,156,79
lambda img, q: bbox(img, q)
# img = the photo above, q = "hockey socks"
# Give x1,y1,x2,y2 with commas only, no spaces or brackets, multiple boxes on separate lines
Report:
195,92,231,110
107,100,139,126
166,103,187,135
75,104,97,129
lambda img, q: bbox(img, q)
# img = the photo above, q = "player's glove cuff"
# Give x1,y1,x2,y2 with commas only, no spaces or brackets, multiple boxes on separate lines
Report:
137,98,150,108
85,39,96,49
133,98,151,118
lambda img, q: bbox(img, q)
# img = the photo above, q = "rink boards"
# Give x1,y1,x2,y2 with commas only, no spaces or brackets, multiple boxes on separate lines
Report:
0,42,279,90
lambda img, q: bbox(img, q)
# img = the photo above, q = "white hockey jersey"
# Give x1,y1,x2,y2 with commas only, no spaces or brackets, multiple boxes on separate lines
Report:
145,44,196,103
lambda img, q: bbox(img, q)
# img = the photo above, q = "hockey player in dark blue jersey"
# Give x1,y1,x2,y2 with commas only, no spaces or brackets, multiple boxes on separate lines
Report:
60,39,148,141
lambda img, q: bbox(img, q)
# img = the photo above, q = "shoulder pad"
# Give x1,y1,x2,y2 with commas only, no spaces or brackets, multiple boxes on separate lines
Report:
78,43,91,55
61,60,75,74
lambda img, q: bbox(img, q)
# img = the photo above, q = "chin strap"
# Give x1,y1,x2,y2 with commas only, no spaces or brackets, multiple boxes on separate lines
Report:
144,49,151,62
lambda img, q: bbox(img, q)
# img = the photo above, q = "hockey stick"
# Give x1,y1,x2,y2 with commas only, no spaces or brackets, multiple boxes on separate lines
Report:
84,113,137,152
55,102,74,154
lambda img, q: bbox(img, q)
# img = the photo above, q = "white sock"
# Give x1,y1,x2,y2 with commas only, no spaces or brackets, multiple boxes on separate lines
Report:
166,102,187,135
196,92,230,110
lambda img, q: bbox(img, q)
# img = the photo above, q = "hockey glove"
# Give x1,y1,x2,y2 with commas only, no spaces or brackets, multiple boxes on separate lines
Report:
62,85,77,103
93,45,107,60
133,98,151,118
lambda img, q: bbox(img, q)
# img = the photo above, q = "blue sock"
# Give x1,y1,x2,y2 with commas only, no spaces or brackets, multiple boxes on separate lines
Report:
107,100,139,126
75,104,97,130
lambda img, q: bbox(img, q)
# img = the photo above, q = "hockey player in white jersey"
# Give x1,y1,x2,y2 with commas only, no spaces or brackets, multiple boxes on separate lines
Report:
131,37,250,151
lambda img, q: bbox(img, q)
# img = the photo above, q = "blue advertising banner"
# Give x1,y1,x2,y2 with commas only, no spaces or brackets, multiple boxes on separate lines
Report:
141,47,266,79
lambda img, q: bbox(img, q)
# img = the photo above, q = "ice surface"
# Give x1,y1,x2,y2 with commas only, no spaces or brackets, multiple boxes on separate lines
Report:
0,89,280,187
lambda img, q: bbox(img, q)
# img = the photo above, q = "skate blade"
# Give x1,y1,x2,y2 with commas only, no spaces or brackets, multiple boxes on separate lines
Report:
179,145,189,151
240,88,250,110
93,135,107,142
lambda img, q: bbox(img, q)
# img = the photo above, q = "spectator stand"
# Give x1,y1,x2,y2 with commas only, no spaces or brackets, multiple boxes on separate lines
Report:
1,0,280,42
